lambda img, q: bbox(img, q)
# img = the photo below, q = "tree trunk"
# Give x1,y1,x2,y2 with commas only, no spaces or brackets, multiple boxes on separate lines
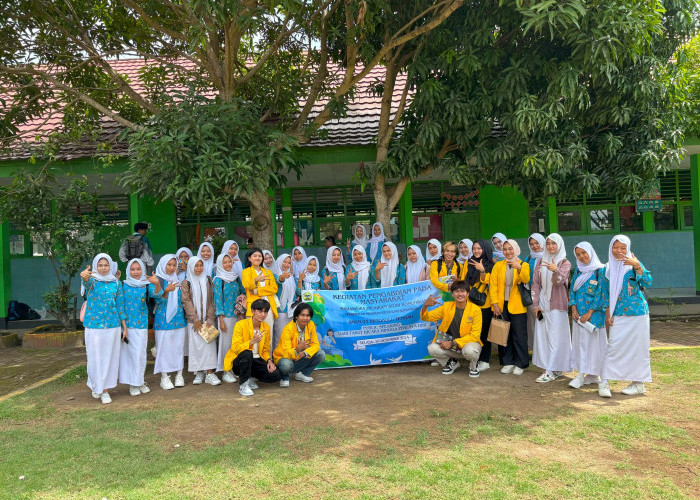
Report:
247,190,274,250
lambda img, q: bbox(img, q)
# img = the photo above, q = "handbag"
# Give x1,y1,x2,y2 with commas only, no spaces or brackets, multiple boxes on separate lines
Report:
197,323,220,343
487,315,510,346
79,282,95,323
518,283,533,307
468,283,489,307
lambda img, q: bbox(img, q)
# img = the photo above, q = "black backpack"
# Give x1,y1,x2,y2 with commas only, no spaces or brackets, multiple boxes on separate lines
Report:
125,234,145,260
7,300,40,321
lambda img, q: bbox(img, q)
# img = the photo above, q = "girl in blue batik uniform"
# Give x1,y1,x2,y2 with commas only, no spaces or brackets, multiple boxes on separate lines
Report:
214,253,243,383
80,253,127,405
119,258,160,396
152,254,187,391
297,256,323,298
323,246,346,291
345,245,373,290
372,242,405,288
568,242,607,390
366,222,388,266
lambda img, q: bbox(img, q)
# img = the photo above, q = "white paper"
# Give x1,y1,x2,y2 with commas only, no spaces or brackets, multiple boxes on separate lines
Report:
413,226,420,239
578,320,596,333
418,217,430,238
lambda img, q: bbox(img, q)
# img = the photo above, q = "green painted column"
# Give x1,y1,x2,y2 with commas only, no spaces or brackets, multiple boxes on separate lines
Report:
546,197,558,234
129,193,141,230
281,188,294,247
268,188,277,254
0,220,11,320
642,211,654,232
478,185,530,239
398,182,413,246
690,154,700,294
140,197,177,255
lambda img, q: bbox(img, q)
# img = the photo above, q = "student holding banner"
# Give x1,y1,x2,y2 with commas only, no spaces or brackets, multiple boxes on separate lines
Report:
322,246,346,290
421,280,483,376
273,303,325,387
345,245,373,290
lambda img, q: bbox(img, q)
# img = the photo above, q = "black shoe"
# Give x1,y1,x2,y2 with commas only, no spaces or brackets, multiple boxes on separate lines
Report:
441,358,461,375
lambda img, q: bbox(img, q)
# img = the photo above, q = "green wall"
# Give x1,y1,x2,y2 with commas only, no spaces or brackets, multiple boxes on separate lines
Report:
133,196,177,256
0,221,11,319
478,185,530,239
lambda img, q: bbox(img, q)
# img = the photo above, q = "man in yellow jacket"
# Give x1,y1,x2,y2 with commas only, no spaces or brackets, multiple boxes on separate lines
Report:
273,303,326,387
224,299,281,396
420,280,483,377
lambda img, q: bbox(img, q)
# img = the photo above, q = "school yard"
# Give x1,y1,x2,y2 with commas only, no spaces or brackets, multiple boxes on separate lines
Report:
0,320,698,499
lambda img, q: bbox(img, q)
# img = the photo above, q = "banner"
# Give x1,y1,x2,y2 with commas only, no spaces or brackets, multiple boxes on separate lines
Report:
302,282,440,369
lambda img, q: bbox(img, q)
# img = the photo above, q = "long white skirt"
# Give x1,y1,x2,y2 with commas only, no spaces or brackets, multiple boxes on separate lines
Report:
602,314,651,383
187,323,218,372
216,316,237,372
118,327,148,386
85,327,121,394
532,295,571,373
154,327,186,374
571,321,607,376
272,311,290,353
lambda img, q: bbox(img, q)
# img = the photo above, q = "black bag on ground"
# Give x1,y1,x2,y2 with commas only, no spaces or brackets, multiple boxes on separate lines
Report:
7,300,41,321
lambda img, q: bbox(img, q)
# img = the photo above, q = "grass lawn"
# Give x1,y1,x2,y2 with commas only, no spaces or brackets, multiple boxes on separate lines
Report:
0,349,698,499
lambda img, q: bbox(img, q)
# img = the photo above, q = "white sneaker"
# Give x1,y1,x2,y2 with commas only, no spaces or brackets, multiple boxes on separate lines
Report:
500,365,515,374
174,373,185,387
248,378,259,390
513,366,524,376
139,384,150,394
205,373,221,386
621,382,646,395
598,381,611,398
583,375,601,385
91,392,101,399
295,372,314,383
222,371,237,383
150,346,157,358
100,392,112,404
477,361,490,372
239,380,254,396
280,379,290,388
129,386,141,396
160,375,175,390
430,360,440,367
551,371,562,380
536,372,554,383
192,372,205,385
569,373,585,389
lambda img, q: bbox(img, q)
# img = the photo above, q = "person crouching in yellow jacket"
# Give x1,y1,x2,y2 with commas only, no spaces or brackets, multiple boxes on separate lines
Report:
273,303,325,387
420,280,483,377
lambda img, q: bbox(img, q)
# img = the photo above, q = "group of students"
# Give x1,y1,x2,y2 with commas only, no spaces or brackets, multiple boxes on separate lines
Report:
80,224,652,404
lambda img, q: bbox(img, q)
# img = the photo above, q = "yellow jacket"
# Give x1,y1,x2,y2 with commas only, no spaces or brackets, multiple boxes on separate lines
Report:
241,267,279,318
223,318,272,371
420,301,483,347
273,320,321,364
430,260,464,292
489,260,531,315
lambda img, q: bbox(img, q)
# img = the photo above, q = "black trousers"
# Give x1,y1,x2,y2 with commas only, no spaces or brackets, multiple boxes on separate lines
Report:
478,306,494,363
231,350,281,384
497,301,529,369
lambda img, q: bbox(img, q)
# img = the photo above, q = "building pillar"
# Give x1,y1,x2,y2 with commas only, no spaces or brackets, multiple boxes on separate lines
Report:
546,197,558,234
398,182,413,246
0,220,11,321
281,188,294,247
690,154,700,294
268,187,277,254
129,193,141,231
140,197,177,256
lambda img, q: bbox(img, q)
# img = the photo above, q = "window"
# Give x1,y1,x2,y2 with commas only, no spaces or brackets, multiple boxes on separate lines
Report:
683,205,693,228
529,209,546,234
654,204,678,231
589,209,614,231
557,211,582,232
9,234,25,255
619,206,642,232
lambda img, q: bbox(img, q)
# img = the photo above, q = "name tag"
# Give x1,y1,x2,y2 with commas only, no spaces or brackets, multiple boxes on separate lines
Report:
589,280,598,285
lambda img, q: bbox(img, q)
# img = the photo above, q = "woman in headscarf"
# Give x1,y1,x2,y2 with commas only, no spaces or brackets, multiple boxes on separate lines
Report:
345,245,373,290
491,233,507,262
323,246,346,290
568,242,607,390
457,239,473,266
119,258,159,397
531,233,572,383
242,247,279,332
297,256,323,293
291,246,308,280
425,238,442,264
372,242,406,288
272,253,296,351
152,254,187,391
489,239,531,375
221,240,244,278
430,241,463,294
181,256,220,386
176,247,193,283
598,235,652,398
79,253,127,404
197,242,215,277
405,245,429,284
345,224,369,263
213,253,243,384
262,250,275,270
366,222,388,266
466,240,495,372
524,233,546,349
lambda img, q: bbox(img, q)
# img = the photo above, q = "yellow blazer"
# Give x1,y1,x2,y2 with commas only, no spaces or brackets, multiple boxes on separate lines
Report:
223,318,272,371
420,301,483,347
489,260,530,315
430,260,464,292
241,267,279,318
273,320,321,364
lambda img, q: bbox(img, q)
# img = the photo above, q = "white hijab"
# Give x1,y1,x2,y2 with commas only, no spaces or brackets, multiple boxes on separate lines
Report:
220,240,243,277
350,245,371,290
539,233,566,301
406,245,427,284
176,247,193,283
426,238,442,263
215,253,239,283
367,222,386,261
273,253,296,312
83,253,119,296
492,233,507,261
292,246,308,279
262,250,274,270
155,254,180,322
302,256,321,290
325,246,346,291
185,256,209,322
573,242,604,291
605,234,633,315
197,242,215,277
125,258,149,288
352,224,369,249
456,239,473,264
379,242,400,288
528,233,546,264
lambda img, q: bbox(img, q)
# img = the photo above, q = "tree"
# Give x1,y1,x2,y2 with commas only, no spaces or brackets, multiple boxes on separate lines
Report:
358,0,698,229
0,168,122,330
1,0,463,249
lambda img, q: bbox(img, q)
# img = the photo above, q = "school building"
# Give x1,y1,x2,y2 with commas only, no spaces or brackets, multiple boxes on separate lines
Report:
1,59,699,318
